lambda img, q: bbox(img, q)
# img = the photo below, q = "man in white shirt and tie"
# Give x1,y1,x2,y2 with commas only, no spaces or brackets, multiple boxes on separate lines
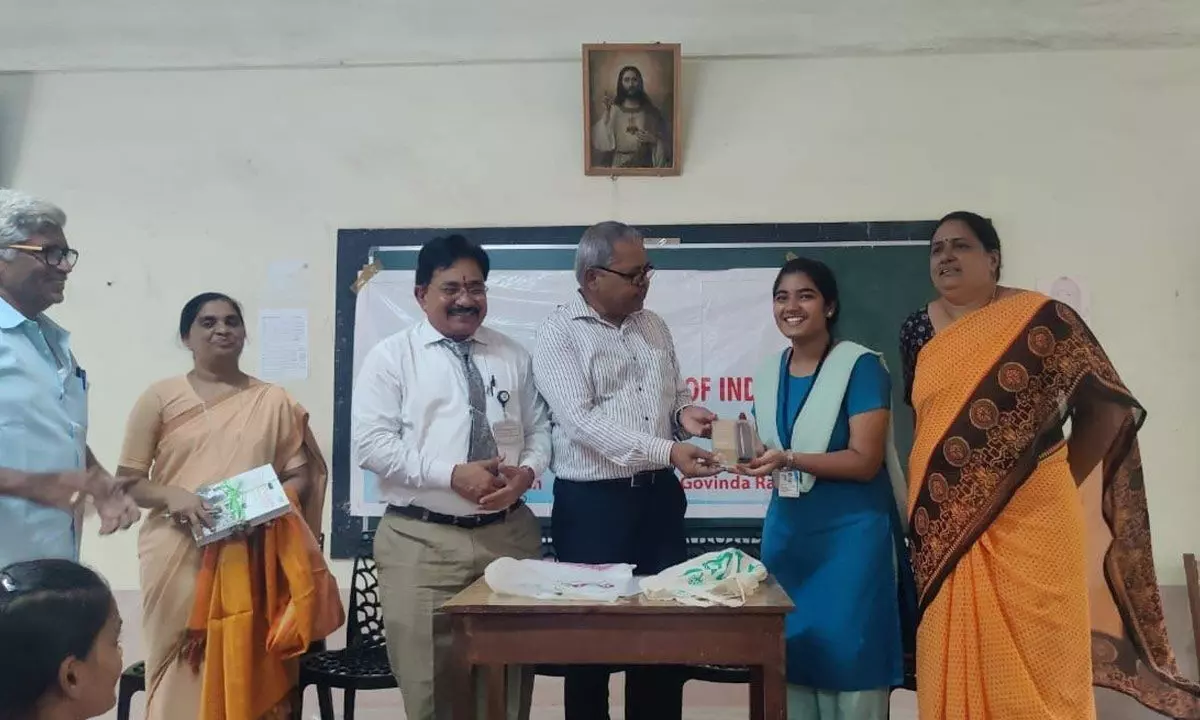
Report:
533,221,719,720
352,234,550,720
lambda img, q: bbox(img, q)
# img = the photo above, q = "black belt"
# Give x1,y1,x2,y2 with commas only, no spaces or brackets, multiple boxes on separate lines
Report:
387,499,525,529
561,468,675,488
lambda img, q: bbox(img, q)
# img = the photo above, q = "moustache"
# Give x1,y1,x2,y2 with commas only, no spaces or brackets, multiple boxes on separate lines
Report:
448,307,479,317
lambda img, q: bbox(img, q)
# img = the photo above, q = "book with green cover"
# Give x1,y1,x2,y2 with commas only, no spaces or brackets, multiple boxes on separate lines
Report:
191,464,292,547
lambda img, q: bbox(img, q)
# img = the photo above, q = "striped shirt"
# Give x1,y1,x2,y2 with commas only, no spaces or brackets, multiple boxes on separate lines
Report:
532,291,692,481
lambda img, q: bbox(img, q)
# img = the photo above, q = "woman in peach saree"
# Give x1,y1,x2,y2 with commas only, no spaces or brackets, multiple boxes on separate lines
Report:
119,292,342,720
899,212,1200,719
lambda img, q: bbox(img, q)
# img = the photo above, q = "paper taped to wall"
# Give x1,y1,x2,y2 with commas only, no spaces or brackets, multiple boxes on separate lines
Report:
259,308,309,382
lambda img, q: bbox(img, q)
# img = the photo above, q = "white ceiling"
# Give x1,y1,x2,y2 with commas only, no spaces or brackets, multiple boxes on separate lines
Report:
1,0,1198,72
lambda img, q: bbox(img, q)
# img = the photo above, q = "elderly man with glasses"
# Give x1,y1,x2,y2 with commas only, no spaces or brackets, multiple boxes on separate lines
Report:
0,188,139,568
532,220,719,720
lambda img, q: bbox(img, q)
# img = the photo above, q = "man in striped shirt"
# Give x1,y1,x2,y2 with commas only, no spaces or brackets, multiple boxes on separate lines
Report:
532,220,718,720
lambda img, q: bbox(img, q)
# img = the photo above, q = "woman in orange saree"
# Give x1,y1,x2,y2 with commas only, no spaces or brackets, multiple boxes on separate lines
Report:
118,292,342,720
899,212,1200,719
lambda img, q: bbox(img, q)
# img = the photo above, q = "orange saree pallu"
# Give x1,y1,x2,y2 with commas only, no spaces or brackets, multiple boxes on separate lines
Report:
908,292,1200,719
183,485,344,720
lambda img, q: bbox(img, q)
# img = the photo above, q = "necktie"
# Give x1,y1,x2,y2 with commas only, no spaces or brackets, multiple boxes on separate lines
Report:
448,339,498,462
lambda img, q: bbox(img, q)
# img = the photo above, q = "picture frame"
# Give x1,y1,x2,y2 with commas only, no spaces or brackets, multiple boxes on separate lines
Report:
582,43,682,177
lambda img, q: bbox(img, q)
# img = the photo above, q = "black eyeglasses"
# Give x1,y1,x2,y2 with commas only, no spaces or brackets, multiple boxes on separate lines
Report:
7,244,79,270
594,264,655,286
435,281,488,300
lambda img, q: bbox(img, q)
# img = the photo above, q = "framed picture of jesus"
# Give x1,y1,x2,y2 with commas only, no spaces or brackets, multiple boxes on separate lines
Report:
582,43,682,177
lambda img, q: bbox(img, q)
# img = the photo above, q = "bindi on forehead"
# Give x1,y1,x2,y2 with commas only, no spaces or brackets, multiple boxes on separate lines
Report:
438,273,482,284
432,258,484,281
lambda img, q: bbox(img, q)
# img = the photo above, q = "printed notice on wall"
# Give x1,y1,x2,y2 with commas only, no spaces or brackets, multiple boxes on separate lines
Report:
258,309,309,382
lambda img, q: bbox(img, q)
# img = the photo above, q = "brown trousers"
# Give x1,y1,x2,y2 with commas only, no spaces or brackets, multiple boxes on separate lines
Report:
375,505,542,720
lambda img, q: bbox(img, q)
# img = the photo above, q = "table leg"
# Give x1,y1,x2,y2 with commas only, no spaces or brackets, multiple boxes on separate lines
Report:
450,620,474,720
750,662,787,720
484,664,506,720
749,665,764,720
761,661,785,720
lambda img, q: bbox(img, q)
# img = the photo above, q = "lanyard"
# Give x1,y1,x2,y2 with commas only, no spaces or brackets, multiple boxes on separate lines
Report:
776,341,833,450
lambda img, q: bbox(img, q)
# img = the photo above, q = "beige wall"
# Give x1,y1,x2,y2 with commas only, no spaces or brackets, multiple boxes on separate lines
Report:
4,47,1198,591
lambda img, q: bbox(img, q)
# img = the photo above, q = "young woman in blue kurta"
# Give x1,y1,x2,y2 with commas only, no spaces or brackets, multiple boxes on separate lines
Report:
735,258,913,720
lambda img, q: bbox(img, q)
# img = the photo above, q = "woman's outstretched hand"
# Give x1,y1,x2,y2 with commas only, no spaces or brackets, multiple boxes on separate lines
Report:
733,449,789,477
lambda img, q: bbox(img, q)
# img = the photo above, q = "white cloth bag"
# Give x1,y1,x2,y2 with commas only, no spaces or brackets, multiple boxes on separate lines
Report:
639,548,768,607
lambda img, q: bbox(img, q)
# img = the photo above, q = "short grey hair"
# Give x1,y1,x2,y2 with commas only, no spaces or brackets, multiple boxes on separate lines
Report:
574,221,642,285
0,189,67,260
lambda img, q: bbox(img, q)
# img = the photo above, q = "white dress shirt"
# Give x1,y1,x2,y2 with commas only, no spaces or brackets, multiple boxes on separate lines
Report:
352,320,552,516
532,292,692,481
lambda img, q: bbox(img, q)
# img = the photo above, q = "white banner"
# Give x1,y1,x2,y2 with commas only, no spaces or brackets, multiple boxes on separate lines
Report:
350,267,787,518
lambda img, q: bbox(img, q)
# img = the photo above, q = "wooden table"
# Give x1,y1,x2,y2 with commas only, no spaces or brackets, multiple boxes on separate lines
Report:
441,576,794,720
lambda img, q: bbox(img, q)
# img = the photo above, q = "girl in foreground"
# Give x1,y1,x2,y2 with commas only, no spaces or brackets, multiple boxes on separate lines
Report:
0,559,124,720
